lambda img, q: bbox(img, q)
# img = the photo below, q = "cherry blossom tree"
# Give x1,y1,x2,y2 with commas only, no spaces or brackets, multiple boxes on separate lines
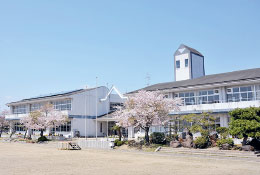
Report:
0,110,9,137
21,104,68,138
21,110,45,138
42,104,68,135
114,90,181,143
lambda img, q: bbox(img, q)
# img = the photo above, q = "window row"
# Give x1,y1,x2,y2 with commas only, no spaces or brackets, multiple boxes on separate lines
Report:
172,85,260,105
51,121,71,132
12,99,72,114
51,100,72,111
176,59,189,69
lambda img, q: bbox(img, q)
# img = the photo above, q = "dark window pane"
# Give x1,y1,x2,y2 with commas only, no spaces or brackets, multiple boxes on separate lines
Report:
201,91,207,95
240,87,248,92
179,93,184,97
233,87,239,93
241,93,247,101
176,60,180,68
185,59,188,67
248,92,253,100
208,90,214,95
214,95,219,102
208,96,214,102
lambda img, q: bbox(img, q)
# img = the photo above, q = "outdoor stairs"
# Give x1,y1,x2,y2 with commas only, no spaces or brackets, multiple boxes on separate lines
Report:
158,147,260,162
68,142,81,150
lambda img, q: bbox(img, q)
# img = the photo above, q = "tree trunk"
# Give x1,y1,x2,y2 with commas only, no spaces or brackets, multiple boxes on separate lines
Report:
145,127,150,144
0,130,2,138
118,128,122,141
242,135,248,146
24,129,27,139
10,130,15,138
40,129,44,137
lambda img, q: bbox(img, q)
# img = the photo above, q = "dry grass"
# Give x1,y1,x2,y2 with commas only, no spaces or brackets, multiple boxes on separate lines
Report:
0,142,260,175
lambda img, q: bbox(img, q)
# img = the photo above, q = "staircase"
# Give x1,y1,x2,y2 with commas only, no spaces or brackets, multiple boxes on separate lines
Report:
159,147,260,161
68,142,81,150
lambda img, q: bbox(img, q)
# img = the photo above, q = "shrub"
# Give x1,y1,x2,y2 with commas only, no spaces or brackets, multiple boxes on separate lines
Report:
114,139,125,146
248,139,260,150
165,134,178,144
37,136,48,142
150,132,165,144
216,138,234,148
216,127,229,139
194,136,208,149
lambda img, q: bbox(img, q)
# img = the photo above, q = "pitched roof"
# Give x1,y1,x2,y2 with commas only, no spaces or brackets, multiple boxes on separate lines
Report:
175,44,204,57
182,44,204,57
129,68,260,93
7,87,101,105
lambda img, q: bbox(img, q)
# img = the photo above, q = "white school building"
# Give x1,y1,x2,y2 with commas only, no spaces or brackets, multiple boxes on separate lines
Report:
128,44,260,137
5,86,126,138
5,44,260,139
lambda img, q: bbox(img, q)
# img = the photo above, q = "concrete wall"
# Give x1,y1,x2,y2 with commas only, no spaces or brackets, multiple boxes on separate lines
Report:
175,53,190,81
68,87,109,117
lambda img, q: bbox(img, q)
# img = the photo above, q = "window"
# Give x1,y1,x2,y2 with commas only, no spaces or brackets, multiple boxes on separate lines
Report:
31,103,43,111
227,86,253,102
256,85,260,100
14,122,25,131
176,60,180,68
179,92,195,105
100,123,103,133
198,89,220,104
13,105,27,114
52,99,71,111
52,121,71,132
185,59,188,67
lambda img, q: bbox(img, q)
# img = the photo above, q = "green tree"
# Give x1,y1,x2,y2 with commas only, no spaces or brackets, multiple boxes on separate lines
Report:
229,107,260,145
181,112,216,136
112,125,122,141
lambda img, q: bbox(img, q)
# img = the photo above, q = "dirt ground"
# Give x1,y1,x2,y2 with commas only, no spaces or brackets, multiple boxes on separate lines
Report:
0,142,260,175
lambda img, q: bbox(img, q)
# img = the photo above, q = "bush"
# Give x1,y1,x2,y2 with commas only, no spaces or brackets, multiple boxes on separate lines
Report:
216,127,229,139
150,132,165,144
216,138,234,148
165,134,178,144
248,139,260,150
37,136,48,142
194,136,208,149
114,139,125,146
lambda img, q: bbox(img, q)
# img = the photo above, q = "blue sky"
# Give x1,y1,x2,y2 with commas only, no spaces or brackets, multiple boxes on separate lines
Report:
0,0,260,110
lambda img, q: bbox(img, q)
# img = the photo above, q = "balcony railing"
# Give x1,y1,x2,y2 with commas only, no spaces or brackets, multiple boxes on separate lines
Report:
181,96,260,106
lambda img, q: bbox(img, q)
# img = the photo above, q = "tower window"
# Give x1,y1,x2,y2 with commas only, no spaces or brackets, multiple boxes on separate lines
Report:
176,60,180,68
185,59,188,67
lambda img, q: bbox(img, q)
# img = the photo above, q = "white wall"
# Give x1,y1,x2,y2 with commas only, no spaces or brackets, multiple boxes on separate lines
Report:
69,87,110,117
72,118,107,137
175,53,190,81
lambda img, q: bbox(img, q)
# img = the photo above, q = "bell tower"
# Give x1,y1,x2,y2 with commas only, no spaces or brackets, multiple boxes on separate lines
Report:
174,44,205,81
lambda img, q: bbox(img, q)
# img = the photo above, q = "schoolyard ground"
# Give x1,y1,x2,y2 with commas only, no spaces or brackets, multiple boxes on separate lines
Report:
0,142,260,175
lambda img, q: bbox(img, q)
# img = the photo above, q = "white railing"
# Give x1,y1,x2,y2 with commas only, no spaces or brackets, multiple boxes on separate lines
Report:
77,138,114,149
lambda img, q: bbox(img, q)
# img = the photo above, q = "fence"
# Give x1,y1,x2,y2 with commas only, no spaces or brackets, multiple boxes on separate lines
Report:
77,138,115,149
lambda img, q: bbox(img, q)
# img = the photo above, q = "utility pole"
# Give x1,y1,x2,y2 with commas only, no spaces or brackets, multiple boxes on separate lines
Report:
95,77,98,140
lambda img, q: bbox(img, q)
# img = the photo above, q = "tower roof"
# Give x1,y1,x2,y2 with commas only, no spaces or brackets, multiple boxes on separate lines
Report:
174,44,204,57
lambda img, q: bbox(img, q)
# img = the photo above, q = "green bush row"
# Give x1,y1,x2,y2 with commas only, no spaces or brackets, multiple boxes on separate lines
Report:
216,138,234,147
